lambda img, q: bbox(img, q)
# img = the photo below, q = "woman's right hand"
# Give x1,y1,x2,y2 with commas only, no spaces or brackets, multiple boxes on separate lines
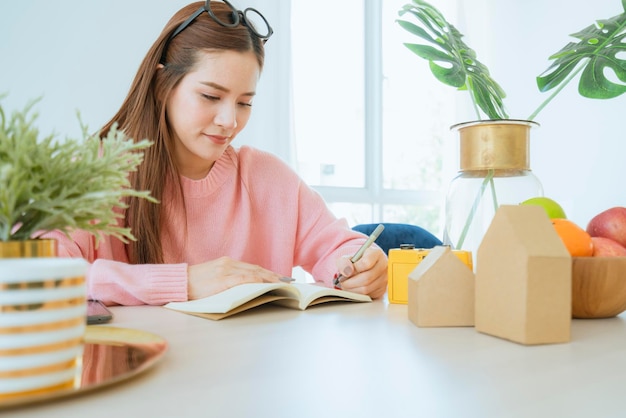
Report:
187,256,284,300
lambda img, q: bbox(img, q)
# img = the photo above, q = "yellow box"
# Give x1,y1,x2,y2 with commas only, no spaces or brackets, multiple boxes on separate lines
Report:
388,245,472,304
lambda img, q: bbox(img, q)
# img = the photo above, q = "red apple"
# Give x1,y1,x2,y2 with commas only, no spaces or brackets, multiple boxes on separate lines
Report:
591,236,626,257
586,207,626,248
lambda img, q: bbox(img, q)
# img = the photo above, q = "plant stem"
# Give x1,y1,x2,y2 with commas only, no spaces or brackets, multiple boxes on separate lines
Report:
456,169,495,249
489,171,498,211
527,61,587,121
466,77,482,120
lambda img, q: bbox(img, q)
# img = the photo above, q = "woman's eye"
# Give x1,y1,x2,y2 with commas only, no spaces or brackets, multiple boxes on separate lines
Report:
238,102,253,108
201,94,219,101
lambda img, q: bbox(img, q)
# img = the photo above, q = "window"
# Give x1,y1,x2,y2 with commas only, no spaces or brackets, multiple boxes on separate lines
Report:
291,0,458,236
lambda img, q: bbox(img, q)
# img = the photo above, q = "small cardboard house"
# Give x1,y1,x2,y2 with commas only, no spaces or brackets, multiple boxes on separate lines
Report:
407,246,474,327
475,205,571,345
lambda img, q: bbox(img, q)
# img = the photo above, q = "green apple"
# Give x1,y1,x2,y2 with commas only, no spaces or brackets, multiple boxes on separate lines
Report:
520,197,567,219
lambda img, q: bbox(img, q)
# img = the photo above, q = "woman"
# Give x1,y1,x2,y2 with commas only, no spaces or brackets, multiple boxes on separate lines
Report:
49,0,387,306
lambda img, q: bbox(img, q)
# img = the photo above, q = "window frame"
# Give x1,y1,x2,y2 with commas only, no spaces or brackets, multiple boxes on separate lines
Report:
308,0,445,222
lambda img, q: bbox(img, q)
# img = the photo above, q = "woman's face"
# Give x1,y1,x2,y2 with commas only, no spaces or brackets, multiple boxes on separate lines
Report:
166,50,260,179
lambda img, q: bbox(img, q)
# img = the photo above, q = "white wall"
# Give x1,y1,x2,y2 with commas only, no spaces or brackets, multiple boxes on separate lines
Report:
1,0,624,230
0,0,291,160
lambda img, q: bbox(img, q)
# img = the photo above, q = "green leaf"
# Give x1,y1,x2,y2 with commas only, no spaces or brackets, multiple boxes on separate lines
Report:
397,0,508,119
403,44,465,87
0,98,157,243
534,2,626,116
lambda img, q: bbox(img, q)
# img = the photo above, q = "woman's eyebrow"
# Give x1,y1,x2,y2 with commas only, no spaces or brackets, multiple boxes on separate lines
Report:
201,81,256,97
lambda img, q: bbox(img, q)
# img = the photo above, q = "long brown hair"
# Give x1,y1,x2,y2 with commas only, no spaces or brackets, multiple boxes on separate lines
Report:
100,1,266,264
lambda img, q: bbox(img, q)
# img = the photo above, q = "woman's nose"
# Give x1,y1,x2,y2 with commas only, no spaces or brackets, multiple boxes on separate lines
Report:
214,103,238,130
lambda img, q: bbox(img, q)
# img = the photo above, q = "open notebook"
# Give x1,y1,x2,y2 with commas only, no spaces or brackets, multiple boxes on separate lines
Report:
163,282,372,320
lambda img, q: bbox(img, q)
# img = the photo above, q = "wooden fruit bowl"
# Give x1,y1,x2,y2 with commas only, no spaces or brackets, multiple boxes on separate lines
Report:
572,257,626,318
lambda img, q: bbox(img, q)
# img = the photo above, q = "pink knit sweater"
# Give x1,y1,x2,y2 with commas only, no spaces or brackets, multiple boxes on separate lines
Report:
46,146,369,306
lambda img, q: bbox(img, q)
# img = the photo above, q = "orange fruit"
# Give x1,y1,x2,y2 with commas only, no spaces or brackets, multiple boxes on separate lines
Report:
551,218,594,257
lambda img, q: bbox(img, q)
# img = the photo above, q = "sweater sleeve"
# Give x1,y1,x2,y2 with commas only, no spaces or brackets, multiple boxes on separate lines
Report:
88,259,188,306
237,146,379,286
292,182,375,285
43,229,188,306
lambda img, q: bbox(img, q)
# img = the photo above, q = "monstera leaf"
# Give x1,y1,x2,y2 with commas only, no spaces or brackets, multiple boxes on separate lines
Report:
397,0,508,120
527,1,626,120
398,0,626,122
536,1,626,100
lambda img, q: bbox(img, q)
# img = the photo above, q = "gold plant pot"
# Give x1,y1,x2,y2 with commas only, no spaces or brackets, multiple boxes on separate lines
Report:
0,239,58,258
452,119,539,171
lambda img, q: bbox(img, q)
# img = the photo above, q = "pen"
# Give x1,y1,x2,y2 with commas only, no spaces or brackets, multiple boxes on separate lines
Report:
333,224,385,287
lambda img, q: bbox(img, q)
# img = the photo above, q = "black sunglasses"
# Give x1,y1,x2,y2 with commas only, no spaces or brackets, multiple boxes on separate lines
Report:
160,0,273,64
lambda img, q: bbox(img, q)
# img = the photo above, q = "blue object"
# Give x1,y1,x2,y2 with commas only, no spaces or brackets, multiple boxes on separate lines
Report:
351,223,443,255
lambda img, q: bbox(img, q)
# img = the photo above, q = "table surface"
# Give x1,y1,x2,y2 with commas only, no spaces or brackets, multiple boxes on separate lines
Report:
5,299,626,418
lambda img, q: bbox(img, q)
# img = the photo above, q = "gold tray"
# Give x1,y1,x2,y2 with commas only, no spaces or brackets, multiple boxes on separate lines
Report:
0,326,168,410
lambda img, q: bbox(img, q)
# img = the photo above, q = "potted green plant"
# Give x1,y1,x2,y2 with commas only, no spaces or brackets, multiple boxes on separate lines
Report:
396,0,626,255
0,97,155,257
0,97,156,397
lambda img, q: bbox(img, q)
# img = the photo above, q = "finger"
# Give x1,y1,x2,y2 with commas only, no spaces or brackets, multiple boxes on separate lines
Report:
336,256,356,278
340,254,387,295
350,248,381,277
242,267,283,283
221,261,282,284
342,274,387,298
369,275,388,299
337,271,370,290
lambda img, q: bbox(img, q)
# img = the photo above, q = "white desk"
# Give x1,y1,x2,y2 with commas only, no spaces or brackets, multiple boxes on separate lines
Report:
6,300,626,418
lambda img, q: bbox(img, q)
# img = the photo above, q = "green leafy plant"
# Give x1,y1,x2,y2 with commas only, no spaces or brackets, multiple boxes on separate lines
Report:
397,0,626,120
0,98,156,242
398,0,626,251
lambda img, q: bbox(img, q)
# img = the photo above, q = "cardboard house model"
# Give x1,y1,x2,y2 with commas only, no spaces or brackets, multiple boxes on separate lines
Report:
475,205,571,345
407,245,474,327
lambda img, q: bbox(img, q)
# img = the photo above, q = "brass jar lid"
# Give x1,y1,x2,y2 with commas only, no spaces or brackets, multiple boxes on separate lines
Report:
451,119,539,171
0,239,58,258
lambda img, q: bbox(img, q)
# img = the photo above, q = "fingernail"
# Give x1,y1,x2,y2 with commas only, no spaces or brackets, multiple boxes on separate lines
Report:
342,267,352,277
280,277,295,283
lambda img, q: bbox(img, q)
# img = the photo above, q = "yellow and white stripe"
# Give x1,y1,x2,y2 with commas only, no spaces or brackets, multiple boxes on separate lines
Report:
0,258,88,398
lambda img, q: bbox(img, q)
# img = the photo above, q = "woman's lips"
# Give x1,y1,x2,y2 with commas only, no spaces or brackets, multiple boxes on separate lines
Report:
204,133,230,145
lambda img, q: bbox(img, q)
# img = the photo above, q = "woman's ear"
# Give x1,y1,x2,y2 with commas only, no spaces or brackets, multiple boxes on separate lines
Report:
157,63,165,70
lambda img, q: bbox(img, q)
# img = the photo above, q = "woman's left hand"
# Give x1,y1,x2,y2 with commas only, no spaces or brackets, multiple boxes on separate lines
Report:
335,247,388,299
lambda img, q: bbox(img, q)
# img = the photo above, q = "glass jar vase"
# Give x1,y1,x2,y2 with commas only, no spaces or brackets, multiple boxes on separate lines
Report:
443,120,544,265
